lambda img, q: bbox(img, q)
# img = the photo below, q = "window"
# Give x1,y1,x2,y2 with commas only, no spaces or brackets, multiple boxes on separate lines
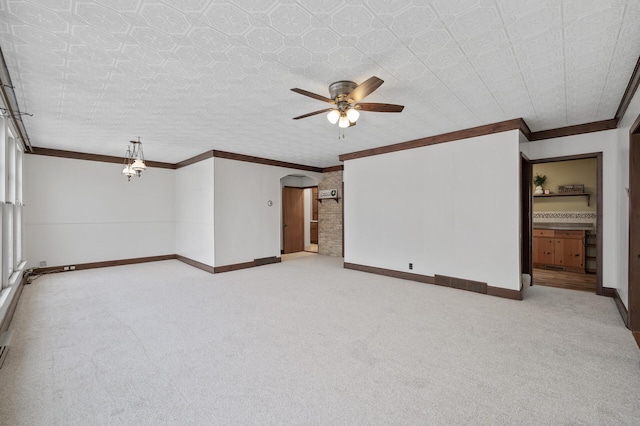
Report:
0,118,24,289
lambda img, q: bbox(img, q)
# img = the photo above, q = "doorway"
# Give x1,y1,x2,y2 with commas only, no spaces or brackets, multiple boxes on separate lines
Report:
528,154,603,294
282,186,304,254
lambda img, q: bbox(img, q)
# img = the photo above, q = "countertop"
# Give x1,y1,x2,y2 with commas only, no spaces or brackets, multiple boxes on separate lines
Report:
533,222,594,231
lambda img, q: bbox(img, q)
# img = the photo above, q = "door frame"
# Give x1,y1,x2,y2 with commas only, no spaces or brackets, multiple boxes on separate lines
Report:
629,114,640,331
521,153,533,279
528,153,603,295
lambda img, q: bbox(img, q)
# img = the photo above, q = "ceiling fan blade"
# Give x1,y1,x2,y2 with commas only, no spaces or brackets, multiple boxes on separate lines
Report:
290,88,335,104
348,120,357,128
356,103,405,113
347,76,384,102
293,108,334,120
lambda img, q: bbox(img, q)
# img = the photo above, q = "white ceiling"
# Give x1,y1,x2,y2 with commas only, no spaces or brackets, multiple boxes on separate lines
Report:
1,0,639,167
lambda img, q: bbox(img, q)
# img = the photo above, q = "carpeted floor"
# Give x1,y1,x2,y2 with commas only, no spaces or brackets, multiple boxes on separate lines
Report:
1,256,638,425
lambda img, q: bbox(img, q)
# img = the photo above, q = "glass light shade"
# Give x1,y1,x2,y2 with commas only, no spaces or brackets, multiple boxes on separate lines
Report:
338,114,350,128
346,108,359,122
132,159,146,171
122,165,135,176
327,109,340,124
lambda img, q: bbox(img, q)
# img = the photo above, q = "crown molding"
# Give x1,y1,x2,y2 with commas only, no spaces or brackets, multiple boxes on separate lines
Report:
339,118,528,162
27,147,176,169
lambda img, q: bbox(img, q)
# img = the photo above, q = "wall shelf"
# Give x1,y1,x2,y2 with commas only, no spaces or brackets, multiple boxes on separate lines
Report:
534,192,591,206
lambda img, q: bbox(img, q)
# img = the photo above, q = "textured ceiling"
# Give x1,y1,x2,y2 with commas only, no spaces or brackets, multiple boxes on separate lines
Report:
0,0,639,167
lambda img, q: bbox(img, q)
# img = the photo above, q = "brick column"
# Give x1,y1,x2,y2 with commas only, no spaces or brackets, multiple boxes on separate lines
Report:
318,170,343,257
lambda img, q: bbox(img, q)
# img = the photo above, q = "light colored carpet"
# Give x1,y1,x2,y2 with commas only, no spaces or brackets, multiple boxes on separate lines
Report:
1,256,638,425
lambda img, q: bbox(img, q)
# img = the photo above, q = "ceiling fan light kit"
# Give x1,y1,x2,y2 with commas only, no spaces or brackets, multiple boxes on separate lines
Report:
291,76,404,131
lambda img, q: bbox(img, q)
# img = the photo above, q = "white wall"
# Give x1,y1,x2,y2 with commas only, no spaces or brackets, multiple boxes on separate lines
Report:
214,158,321,267
344,130,522,290
24,155,175,268
175,158,214,266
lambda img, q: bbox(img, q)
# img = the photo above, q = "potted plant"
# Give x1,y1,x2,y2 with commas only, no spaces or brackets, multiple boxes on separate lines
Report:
534,173,546,195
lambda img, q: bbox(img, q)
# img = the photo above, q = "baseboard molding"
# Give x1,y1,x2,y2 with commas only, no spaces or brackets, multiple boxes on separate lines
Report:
31,254,282,277
0,274,27,334
175,255,215,274
603,287,629,328
344,262,435,284
344,262,522,300
32,255,177,274
213,256,281,274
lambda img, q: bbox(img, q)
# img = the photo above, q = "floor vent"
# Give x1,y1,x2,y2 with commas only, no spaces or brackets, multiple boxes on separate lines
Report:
0,330,13,369
0,345,8,369
544,265,565,271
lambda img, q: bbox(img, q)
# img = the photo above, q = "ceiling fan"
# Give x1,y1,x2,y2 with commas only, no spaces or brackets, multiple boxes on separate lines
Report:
291,76,404,128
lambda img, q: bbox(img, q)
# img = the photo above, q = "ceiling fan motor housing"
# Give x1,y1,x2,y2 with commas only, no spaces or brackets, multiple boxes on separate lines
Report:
329,80,358,102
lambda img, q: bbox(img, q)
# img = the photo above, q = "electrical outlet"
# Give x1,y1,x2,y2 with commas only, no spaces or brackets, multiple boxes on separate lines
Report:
409,263,413,270
69,266,76,270
39,261,47,267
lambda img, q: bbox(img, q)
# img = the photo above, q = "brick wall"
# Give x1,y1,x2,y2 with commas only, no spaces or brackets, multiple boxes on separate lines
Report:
318,170,343,257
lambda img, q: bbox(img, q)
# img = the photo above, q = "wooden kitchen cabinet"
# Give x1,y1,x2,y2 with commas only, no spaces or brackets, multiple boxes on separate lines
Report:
533,229,585,273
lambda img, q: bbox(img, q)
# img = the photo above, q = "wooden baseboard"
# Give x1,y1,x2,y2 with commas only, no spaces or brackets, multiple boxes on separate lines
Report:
175,255,215,274
603,287,629,328
343,263,522,300
214,256,281,274
343,262,435,284
32,254,177,274
0,274,27,334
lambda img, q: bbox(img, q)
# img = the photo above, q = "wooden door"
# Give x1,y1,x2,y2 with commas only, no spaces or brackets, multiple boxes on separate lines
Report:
312,187,318,221
282,187,304,254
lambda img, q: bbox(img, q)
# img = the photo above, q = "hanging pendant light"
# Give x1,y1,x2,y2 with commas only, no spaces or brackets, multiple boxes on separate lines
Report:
122,137,146,181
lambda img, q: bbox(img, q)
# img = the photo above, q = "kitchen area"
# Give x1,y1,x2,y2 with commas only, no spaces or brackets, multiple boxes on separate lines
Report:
532,157,598,292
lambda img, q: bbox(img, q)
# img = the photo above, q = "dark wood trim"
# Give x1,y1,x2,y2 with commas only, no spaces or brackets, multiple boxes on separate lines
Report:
27,147,176,169
530,152,602,165
344,262,435,284
486,286,523,300
521,153,533,278
529,119,618,141
596,152,603,296
435,274,487,293
631,112,640,135
175,255,215,274
615,55,640,124
338,118,527,161
212,150,322,172
254,256,281,266
344,262,522,300
634,332,640,350
213,256,281,274
531,152,603,295
175,150,215,169
605,288,629,328
213,261,256,273
0,274,27,333
32,254,176,274
322,165,344,173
